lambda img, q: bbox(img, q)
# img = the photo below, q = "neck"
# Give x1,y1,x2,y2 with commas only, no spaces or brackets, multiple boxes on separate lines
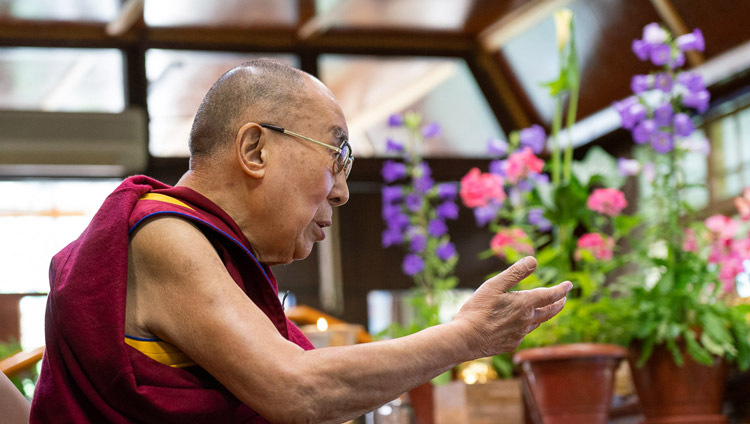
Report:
176,168,265,260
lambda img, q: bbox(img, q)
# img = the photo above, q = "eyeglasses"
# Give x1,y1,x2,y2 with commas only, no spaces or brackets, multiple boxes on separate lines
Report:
260,123,354,179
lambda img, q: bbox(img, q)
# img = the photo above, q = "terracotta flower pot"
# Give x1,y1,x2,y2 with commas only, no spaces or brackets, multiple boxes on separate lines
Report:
628,343,728,424
409,381,435,424
513,343,626,424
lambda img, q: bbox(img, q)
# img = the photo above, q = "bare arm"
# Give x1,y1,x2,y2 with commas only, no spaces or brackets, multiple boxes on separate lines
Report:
0,372,30,424
127,217,570,424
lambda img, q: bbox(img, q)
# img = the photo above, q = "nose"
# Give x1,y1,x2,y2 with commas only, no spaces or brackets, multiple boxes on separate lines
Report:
328,171,350,207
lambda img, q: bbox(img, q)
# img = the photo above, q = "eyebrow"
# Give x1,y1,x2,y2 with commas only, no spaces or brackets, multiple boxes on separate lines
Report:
331,125,348,147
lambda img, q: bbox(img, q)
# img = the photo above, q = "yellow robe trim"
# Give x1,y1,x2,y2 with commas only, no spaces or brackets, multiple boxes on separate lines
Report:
124,337,197,368
139,193,195,211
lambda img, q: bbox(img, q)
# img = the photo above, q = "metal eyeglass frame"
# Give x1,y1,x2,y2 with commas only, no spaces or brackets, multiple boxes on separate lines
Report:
259,123,353,179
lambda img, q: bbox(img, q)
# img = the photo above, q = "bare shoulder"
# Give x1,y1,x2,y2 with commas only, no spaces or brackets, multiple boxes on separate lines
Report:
125,216,230,340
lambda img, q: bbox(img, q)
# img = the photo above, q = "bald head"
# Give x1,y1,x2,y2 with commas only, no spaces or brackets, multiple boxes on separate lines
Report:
189,59,310,159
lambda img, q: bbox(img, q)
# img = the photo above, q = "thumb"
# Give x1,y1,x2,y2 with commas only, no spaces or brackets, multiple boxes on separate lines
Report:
487,256,537,293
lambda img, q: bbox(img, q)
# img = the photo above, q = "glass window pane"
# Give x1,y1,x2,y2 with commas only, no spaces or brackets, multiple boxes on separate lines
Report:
315,0,472,31
0,179,121,294
319,55,504,157
0,48,125,112
146,50,298,157
0,0,118,21
145,0,296,27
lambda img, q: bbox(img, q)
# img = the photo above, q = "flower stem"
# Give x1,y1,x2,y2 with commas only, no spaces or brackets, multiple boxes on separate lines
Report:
563,86,579,183
551,96,563,186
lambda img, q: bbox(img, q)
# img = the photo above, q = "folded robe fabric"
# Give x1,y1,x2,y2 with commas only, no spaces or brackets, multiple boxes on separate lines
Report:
31,175,313,423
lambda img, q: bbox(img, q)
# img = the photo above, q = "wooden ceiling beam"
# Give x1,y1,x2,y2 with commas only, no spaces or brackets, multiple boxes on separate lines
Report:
650,0,705,66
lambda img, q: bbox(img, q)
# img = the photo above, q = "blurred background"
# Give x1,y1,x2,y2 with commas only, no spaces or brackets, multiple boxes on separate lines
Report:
0,0,749,354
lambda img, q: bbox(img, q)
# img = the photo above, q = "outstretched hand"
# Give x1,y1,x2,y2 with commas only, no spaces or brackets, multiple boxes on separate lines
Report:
452,256,572,359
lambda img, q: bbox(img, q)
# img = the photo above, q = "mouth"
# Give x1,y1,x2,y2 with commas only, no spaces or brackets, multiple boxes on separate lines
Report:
314,221,331,241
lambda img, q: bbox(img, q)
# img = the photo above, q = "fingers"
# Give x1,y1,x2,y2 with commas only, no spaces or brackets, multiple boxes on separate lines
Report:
527,281,573,308
489,256,538,293
533,296,567,322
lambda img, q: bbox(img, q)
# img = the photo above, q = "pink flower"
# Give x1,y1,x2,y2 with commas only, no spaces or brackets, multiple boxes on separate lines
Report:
705,215,739,240
718,255,744,293
490,228,534,259
505,147,544,184
460,168,506,208
586,188,628,216
683,228,698,253
575,233,614,261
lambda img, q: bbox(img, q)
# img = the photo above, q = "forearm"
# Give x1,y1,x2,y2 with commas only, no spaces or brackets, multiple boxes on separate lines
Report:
302,322,472,422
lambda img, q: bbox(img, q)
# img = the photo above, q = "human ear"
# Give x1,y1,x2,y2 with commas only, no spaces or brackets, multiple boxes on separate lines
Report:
235,123,266,178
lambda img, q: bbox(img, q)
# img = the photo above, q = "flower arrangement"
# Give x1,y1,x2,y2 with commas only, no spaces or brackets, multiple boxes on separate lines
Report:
380,112,460,337
612,23,750,369
458,10,636,351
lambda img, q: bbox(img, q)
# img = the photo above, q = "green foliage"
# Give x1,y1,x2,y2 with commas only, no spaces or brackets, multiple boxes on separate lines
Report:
0,341,38,399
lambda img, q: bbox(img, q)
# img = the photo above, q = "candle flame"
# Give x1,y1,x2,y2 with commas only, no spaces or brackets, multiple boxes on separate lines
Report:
316,317,328,332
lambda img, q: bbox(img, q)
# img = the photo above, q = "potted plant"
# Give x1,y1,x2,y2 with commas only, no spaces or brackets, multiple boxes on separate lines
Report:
380,112,462,423
611,22,750,423
458,10,634,423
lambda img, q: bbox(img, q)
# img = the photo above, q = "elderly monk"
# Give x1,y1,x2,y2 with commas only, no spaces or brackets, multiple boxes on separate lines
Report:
30,59,571,423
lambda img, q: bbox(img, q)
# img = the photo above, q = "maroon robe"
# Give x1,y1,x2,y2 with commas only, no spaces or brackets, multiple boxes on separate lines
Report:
31,175,313,423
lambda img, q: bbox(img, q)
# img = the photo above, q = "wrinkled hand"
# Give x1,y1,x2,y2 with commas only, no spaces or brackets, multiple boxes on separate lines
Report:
452,256,572,359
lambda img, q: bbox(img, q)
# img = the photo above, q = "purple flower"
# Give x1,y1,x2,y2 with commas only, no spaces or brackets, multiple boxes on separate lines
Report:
382,227,404,248
673,113,695,137
487,138,509,157
382,203,400,220
381,185,403,204
649,43,672,66
489,159,506,176
388,114,404,127
643,23,669,44
651,131,675,153
409,233,427,253
418,162,432,178
437,183,458,200
428,219,448,237
676,29,704,52
421,122,442,138
436,201,459,220
405,193,422,212
414,175,434,194
436,242,457,261
654,103,674,127
528,208,552,231
474,202,500,227
632,39,650,61
533,173,550,185
385,138,404,153
381,160,407,183
519,124,546,154
633,119,656,144
654,73,673,92
669,51,685,69
682,89,710,113
631,74,651,94
618,158,641,177
402,254,425,276
677,72,705,92
615,98,647,130
517,179,533,192
383,205,409,229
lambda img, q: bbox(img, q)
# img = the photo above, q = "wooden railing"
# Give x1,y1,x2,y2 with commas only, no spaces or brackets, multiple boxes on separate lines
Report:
0,346,44,378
